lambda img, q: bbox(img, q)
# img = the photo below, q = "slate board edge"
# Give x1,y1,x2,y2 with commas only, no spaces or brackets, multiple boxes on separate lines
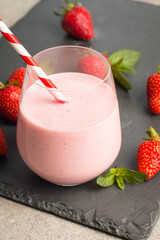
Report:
0,182,158,240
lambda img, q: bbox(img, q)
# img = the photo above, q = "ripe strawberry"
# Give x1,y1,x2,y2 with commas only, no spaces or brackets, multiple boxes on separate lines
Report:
137,126,160,179
79,55,106,79
8,67,25,88
147,65,160,113
54,1,94,40
0,128,8,157
0,82,21,123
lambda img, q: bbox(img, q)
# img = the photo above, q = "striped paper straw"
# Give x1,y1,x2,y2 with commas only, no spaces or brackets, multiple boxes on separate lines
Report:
0,19,66,103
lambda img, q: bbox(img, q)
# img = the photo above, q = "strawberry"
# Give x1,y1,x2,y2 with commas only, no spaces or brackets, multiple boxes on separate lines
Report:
147,65,160,113
137,126,160,179
54,1,94,40
0,128,8,157
8,67,25,88
0,82,21,123
79,55,107,79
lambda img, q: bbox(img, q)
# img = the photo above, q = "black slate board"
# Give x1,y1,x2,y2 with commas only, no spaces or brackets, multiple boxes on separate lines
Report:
0,0,160,239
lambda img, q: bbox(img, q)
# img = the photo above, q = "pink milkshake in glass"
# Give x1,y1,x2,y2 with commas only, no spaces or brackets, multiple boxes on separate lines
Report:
17,46,121,186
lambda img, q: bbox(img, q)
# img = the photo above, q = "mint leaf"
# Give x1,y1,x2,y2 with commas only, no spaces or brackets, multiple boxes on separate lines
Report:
111,55,136,73
123,174,146,184
116,175,125,190
110,168,117,174
112,66,132,90
118,168,133,175
109,49,141,67
113,57,124,66
114,64,136,73
118,168,148,183
96,173,116,187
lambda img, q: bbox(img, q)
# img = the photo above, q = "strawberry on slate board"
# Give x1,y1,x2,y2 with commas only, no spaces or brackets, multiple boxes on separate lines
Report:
97,126,160,189
0,81,21,123
0,128,8,157
137,126,160,179
8,67,25,88
147,65,160,113
79,55,106,79
54,0,94,40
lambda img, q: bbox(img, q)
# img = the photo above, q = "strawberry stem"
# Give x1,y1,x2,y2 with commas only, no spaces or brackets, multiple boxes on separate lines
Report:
54,0,81,16
143,126,160,141
0,80,20,90
4,80,20,87
0,82,4,90
157,64,160,74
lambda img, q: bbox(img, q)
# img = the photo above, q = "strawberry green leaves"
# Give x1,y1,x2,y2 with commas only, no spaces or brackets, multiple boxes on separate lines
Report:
143,126,160,141
108,49,141,90
96,167,148,190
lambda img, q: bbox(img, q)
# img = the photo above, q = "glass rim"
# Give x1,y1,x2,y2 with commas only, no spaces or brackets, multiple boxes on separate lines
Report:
26,45,111,93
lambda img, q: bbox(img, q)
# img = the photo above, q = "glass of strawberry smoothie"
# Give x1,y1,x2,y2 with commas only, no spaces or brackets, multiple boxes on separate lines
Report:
17,46,121,186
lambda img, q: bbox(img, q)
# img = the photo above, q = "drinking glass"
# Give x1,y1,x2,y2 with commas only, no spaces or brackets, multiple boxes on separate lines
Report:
17,46,121,186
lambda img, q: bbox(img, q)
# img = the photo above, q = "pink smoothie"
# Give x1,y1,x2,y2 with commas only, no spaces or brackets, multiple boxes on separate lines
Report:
17,72,121,185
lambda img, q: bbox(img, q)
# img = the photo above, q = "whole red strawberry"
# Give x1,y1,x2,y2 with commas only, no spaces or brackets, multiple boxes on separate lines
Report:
8,67,25,88
137,126,160,179
0,82,21,123
79,55,106,79
0,128,8,157
147,65,160,113
54,1,94,40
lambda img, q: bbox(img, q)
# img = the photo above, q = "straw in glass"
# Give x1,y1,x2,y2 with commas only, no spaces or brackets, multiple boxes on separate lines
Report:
0,19,66,103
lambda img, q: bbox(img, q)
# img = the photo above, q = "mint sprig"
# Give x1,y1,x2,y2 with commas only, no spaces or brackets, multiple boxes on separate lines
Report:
96,167,148,190
107,49,141,90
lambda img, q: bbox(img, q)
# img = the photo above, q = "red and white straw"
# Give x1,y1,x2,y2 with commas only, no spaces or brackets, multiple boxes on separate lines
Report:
0,19,66,103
